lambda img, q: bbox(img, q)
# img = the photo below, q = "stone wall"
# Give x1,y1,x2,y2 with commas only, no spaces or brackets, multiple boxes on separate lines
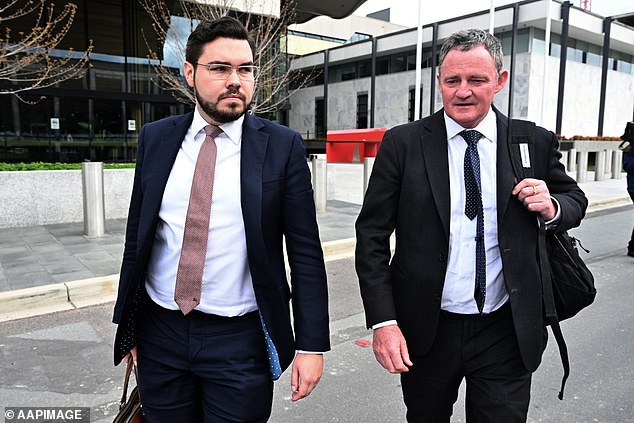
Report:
0,169,134,228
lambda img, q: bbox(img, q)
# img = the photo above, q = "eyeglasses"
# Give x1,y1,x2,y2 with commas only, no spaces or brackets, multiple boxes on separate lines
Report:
195,63,258,80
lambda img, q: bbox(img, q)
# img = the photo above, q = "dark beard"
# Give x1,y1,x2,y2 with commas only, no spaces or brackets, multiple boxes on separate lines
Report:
196,87,251,124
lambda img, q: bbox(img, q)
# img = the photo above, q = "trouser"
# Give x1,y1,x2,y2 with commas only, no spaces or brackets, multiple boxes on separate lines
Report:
136,296,273,423
401,303,532,423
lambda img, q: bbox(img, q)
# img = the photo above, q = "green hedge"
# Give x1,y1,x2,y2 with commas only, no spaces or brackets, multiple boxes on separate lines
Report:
0,162,136,171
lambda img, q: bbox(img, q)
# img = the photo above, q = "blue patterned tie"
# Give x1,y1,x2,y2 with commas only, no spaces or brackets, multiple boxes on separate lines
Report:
462,130,486,313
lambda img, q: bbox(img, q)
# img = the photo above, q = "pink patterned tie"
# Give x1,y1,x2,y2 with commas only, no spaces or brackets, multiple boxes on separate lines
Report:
174,124,222,315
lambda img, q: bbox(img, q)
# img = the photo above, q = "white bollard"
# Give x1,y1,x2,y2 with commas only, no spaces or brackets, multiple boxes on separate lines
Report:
576,151,588,183
612,150,623,179
595,150,606,181
559,151,568,171
363,157,375,195
311,154,327,213
81,162,106,237
568,148,577,173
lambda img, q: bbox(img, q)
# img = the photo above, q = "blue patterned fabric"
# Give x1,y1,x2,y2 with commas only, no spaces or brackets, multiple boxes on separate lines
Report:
259,313,283,380
462,130,486,313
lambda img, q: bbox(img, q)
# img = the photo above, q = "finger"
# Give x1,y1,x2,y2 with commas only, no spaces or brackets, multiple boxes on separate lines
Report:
291,363,299,395
401,342,413,368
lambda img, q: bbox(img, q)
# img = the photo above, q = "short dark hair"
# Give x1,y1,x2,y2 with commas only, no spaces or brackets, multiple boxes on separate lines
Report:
439,29,504,76
185,16,256,64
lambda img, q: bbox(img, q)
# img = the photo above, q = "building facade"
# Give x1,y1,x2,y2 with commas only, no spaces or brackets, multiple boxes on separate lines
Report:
288,0,634,139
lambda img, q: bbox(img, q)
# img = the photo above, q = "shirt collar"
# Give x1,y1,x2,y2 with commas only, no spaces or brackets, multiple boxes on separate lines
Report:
444,107,497,143
192,107,244,145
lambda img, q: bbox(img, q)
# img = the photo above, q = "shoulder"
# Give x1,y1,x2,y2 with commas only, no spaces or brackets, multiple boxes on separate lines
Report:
246,113,299,139
141,112,192,133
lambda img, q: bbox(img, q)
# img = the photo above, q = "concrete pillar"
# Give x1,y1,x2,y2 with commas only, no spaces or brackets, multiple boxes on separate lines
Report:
595,150,606,181
559,151,568,171
363,157,375,195
576,151,588,183
605,150,613,175
612,150,623,179
568,148,577,173
311,154,327,213
81,162,106,237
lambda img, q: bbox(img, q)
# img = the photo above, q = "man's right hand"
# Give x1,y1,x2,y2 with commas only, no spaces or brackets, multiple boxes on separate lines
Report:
124,346,138,367
372,325,413,373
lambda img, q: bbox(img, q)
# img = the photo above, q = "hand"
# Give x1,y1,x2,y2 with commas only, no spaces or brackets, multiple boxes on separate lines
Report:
512,178,557,221
372,325,413,374
123,346,138,367
291,353,323,401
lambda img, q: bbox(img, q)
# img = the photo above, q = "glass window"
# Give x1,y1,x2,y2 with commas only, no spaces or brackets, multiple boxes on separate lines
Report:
390,54,407,73
315,98,325,139
358,60,372,78
376,58,389,75
356,93,368,129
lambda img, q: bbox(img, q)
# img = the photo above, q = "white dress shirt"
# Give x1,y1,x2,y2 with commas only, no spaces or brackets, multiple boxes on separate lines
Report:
145,109,258,316
442,108,508,314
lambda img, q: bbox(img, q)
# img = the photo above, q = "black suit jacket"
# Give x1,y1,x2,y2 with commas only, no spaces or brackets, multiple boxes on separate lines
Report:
355,108,587,372
112,112,330,370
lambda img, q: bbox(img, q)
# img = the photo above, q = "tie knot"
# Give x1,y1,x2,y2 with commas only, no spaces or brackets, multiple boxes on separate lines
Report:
461,130,483,147
204,124,222,139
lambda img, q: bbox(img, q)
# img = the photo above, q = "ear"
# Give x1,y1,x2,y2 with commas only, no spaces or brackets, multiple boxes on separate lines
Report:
495,69,509,94
184,62,195,88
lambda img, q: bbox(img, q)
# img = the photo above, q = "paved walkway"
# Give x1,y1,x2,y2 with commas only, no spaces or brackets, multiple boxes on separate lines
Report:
0,164,630,320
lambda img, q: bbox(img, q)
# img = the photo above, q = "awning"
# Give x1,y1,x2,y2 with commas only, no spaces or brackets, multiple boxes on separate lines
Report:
291,0,368,23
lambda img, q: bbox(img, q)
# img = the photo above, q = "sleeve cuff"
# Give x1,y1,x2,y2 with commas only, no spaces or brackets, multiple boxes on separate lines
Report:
544,196,561,229
372,320,398,330
297,350,325,354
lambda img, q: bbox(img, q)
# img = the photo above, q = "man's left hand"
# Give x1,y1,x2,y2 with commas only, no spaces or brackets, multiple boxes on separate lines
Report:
512,178,557,221
291,353,323,401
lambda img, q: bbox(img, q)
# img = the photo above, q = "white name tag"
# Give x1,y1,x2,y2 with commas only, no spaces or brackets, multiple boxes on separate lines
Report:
519,143,531,168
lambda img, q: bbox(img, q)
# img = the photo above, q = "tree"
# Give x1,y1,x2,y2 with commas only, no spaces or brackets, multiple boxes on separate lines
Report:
0,0,92,99
139,0,310,116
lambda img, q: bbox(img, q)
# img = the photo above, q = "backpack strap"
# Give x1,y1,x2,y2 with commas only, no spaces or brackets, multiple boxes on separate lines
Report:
508,118,569,400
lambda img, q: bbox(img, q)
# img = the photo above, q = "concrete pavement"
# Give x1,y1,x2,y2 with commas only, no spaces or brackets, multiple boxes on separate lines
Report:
0,163,631,321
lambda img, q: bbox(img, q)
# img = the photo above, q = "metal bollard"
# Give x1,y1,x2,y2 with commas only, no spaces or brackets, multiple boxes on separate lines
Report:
363,157,375,195
576,151,588,183
81,161,106,237
310,154,327,213
612,150,623,179
595,150,606,181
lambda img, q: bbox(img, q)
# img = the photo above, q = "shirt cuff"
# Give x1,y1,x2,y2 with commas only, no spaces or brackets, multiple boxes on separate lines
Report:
297,350,324,354
544,196,561,229
372,320,398,330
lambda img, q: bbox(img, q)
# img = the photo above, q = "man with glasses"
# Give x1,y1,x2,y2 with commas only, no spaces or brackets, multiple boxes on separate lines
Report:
112,17,329,422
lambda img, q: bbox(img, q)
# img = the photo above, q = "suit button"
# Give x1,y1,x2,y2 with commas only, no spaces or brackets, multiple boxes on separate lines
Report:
439,254,446,263
433,294,441,302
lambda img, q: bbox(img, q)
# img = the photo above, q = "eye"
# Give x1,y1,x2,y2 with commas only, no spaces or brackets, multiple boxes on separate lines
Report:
208,64,229,73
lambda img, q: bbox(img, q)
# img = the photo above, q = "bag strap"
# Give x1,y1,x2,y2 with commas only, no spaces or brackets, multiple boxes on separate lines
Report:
120,355,139,407
509,118,569,400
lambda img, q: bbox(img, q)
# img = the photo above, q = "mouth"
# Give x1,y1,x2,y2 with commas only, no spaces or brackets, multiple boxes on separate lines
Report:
219,92,245,102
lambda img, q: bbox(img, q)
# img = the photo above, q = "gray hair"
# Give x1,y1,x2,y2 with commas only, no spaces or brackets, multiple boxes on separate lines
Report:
439,29,504,75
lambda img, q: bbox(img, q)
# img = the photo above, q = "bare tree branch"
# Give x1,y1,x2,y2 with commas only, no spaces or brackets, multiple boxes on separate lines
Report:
0,0,93,99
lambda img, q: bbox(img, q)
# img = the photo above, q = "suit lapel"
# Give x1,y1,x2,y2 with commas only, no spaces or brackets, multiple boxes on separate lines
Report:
240,113,269,272
421,110,451,240
495,109,515,226
146,113,193,207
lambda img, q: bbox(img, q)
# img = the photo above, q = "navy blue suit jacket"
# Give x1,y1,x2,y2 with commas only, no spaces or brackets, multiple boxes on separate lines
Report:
113,112,330,371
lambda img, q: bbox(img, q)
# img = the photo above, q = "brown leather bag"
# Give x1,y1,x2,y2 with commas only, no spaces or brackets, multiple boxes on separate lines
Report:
113,356,145,423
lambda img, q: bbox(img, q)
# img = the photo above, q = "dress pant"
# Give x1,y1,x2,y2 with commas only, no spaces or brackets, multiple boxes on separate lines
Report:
400,303,532,423
136,294,273,423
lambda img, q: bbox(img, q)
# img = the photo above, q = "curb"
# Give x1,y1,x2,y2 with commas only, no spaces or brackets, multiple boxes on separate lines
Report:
1,197,630,322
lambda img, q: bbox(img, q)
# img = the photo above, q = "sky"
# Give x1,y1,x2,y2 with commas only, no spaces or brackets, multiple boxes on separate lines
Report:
353,0,634,28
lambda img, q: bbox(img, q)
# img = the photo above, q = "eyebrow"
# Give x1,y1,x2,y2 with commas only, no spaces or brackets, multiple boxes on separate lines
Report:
205,60,255,66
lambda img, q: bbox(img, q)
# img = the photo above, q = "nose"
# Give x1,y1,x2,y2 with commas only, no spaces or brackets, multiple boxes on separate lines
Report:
456,82,471,98
226,68,241,86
